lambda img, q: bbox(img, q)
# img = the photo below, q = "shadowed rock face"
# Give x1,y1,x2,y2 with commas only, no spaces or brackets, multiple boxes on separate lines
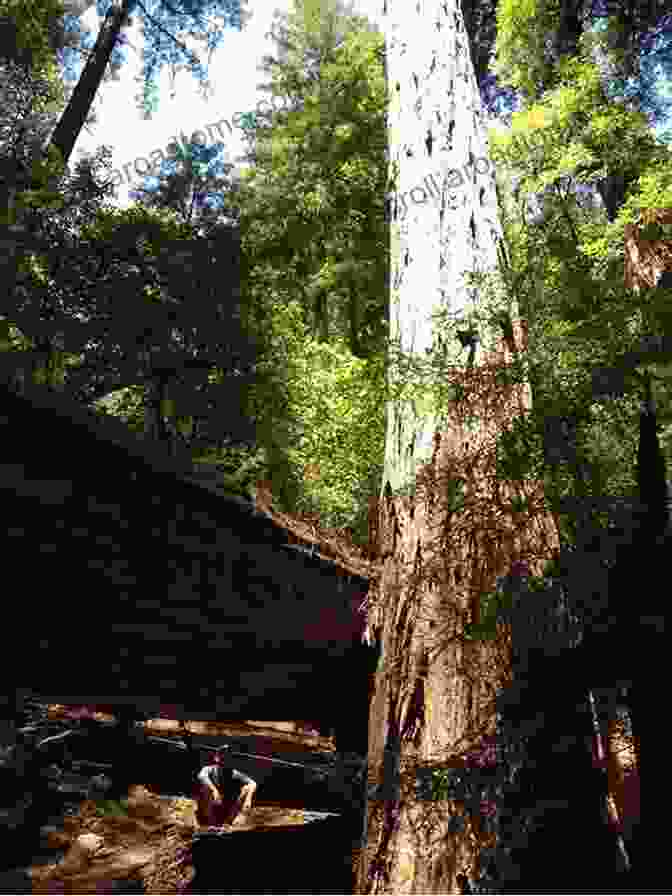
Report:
0,381,370,725
191,815,355,894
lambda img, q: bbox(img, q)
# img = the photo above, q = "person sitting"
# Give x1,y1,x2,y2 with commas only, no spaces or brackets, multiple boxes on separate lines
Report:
193,748,257,829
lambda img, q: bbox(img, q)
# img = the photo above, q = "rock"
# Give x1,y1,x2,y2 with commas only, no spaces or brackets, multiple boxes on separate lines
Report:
59,832,104,871
125,790,171,823
45,846,154,892
40,825,72,849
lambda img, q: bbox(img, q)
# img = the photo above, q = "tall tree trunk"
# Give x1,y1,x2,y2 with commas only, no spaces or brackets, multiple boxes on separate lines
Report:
1,2,131,389
379,0,504,499
358,2,558,893
48,0,133,172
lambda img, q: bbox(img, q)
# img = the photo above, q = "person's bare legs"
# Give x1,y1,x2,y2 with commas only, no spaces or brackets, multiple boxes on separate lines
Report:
221,795,246,826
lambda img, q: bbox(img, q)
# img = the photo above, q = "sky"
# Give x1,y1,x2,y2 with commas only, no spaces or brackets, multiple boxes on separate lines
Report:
69,0,385,208
70,1,670,210
73,0,301,207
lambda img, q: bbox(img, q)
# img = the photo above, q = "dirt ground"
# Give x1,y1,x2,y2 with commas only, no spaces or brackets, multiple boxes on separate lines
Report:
29,788,325,894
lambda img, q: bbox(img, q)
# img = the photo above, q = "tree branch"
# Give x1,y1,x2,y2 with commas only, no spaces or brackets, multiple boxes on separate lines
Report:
134,0,195,60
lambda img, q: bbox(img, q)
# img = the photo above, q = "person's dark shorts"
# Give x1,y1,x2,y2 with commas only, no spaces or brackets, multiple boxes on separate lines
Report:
193,782,245,827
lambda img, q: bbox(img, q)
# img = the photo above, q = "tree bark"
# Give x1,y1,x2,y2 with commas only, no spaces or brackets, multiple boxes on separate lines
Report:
379,0,503,500
48,0,133,173
358,2,557,893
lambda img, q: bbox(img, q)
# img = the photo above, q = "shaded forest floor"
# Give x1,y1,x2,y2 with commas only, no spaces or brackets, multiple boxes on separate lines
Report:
27,788,333,894
4,710,351,894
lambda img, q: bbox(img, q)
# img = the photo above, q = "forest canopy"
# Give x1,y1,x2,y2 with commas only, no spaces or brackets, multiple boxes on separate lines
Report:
0,0,671,547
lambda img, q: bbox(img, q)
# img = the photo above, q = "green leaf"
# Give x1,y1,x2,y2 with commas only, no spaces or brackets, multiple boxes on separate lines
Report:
464,621,499,641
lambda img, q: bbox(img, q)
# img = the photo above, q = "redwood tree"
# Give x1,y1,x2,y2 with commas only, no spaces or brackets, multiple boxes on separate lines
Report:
358,0,529,892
